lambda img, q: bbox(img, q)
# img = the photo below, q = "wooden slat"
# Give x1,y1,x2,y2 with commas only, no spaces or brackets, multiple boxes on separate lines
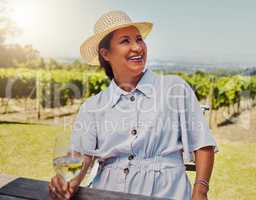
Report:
0,177,50,200
0,194,27,200
0,176,167,200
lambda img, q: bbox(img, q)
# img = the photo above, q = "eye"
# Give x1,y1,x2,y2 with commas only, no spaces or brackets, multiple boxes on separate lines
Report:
137,37,143,42
120,39,129,44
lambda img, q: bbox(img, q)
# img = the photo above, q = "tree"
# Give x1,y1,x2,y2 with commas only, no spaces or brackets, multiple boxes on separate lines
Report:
0,0,18,44
0,1,41,68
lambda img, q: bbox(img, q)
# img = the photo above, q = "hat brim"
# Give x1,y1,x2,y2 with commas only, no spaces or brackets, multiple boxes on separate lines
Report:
80,22,153,66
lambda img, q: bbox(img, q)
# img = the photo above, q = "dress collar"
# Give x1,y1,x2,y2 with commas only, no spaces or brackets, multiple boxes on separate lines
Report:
109,68,156,108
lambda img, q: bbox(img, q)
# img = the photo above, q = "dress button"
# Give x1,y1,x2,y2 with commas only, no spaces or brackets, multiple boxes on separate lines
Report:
128,154,134,160
131,129,137,135
123,167,129,175
130,96,135,102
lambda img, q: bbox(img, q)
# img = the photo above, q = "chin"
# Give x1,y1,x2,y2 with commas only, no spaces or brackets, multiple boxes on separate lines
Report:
129,61,145,70
129,65,145,75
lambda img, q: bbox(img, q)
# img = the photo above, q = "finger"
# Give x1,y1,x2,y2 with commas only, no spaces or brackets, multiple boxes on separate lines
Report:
48,183,57,200
49,191,57,200
56,177,71,200
53,176,65,193
54,191,67,200
48,182,56,195
68,178,80,195
60,179,71,199
49,183,66,200
51,177,67,199
64,182,71,199
62,180,68,191
68,184,78,195
51,177,62,193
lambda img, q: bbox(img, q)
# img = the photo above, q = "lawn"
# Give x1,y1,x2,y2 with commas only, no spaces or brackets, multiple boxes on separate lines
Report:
0,123,255,200
0,123,63,180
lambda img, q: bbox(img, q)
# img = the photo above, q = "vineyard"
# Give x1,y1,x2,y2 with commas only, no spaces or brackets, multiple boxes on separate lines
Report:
0,68,256,127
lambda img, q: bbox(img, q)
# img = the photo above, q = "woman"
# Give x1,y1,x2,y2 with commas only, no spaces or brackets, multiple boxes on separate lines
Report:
49,10,217,200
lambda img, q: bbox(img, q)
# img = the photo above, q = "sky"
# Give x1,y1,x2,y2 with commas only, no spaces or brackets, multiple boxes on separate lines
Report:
6,0,256,64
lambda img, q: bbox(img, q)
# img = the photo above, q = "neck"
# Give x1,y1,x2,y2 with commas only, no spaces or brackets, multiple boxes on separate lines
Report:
114,71,144,92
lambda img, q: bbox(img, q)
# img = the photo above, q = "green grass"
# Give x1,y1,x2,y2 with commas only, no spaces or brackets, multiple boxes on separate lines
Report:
0,123,255,200
0,123,65,180
188,143,256,200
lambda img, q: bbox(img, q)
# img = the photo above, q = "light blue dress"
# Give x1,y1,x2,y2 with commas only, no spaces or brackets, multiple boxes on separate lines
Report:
71,68,218,200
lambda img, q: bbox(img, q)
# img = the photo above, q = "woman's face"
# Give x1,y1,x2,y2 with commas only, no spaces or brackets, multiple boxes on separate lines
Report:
100,26,147,79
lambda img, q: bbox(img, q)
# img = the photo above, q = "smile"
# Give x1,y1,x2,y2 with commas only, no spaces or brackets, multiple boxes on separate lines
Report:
128,55,143,62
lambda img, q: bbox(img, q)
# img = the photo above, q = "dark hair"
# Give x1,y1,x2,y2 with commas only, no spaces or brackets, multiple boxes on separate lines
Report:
98,32,114,80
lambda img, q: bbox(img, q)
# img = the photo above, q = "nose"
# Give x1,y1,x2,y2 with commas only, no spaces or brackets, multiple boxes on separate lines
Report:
131,41,142,52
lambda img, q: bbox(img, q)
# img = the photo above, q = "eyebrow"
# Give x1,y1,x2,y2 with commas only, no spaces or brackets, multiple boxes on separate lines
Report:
118,34,142,40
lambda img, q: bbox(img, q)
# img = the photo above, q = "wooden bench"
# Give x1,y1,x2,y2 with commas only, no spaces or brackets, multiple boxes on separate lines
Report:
0,174,168,200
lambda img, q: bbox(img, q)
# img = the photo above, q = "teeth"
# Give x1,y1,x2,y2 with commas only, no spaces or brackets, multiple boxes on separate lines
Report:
129,55,143,60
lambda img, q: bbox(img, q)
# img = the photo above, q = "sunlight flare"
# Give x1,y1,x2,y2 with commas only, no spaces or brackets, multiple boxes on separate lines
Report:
10,2,38,30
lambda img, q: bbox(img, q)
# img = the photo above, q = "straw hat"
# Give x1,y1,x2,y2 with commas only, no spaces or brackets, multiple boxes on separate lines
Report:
80,10,153,65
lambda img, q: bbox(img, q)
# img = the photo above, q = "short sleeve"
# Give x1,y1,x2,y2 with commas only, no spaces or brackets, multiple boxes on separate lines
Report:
71,103,97,155
178,80,218,162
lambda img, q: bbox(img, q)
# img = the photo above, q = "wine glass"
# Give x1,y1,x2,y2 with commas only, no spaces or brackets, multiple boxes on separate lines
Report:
52,131,84,183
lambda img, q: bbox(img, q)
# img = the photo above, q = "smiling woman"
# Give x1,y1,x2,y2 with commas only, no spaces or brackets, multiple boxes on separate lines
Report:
48,10,217,200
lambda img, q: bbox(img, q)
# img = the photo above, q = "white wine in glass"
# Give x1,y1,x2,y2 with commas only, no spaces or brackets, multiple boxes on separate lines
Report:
53,131,84,182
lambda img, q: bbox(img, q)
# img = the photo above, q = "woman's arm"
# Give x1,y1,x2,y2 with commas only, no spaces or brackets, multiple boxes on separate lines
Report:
192,146,215,200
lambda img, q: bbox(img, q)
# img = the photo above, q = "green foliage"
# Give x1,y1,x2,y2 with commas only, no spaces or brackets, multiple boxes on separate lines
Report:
186,71,211,101
210,75,254,110
86,71,109,97
172,71,256,111
249,76,256,100
0,68,109,107
0,68,256,110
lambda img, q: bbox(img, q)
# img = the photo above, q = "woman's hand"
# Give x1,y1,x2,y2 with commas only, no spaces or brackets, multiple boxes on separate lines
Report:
48,155,93,199
191,192,208,200
192,184,208,200
48,175,81,200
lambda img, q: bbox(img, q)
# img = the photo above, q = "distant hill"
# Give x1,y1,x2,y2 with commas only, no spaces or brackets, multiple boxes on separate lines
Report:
242,67,256,76
53,57,256,76
147,59,254,75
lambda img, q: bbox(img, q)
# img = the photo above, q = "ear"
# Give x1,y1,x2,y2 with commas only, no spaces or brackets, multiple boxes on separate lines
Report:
99,48,111,62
